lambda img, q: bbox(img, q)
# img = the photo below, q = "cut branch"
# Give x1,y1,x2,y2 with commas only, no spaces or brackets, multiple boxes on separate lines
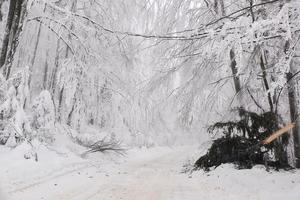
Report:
262,123,295,145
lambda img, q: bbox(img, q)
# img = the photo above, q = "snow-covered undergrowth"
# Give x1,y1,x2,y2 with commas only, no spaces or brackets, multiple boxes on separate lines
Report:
0,70,31,148
0,70,58,158
0,68,199,158
0,68,199,161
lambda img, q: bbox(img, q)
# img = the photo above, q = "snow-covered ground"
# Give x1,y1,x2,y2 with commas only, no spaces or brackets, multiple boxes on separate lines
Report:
0,144,300,200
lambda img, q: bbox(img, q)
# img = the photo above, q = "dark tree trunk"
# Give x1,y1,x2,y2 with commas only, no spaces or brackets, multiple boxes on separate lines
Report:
214,0,243,105
276,38,299,167
50,39,60,95
213,0,218,14
230,49,242,95
287,72,300,168
4,0,24,79
58,86,64,122
219,0,225,16
67,103,75,126
50,39,61,122
228,0,242,106
286,40,300,168
249,0,273,112
0,0,4,21
0,0,17,70
43,49,49,90
259,51,274,112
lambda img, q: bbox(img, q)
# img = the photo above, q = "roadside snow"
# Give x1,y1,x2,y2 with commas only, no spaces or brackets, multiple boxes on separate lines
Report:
0,144,299,200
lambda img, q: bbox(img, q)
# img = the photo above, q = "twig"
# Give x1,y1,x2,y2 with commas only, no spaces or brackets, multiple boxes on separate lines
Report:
247,88,265,112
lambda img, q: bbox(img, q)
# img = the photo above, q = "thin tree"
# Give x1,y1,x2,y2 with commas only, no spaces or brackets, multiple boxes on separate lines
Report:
216,0,243,107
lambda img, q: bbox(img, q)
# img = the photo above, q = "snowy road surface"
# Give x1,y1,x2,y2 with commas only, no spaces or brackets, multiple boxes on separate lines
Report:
1,146,300,200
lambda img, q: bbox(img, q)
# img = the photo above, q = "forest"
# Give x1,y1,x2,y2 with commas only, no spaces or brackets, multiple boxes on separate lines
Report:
0,0,300,199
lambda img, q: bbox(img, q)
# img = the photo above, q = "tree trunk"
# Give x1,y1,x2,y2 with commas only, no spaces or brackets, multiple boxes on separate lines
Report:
30,3,46,69
43,48,49,90
27,3,46,103
286,39,300,167
65,0,77,124
65,0,77,58
287,72,300,168
4,0,23,79
229,49,242,95
213,0,218,14
224,0,242,107
50,39,61,95
248,0,273,112
58,86,64,122
260,49,274,112
0,0,4,21
67,103,75,126
214,0,243,104
0,0,17,70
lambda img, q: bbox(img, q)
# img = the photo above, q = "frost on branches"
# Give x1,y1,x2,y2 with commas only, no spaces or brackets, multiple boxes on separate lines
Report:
0,69,31,147
0,67,56,148
31,90,55,143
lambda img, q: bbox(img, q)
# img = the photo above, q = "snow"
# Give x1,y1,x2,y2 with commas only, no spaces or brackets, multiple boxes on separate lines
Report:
0,144,299,200
1,0,300,199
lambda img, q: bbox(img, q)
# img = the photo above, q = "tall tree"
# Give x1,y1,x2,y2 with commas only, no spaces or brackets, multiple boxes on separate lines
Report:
4,0,25,79
287,71,300,167
0,0,17,71
285,39,300,167
0,0,4,21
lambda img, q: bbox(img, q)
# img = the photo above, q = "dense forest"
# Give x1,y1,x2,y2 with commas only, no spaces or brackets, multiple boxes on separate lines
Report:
0,0,300,199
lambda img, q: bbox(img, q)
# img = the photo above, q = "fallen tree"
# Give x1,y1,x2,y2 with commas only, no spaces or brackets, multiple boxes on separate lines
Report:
194,108,294,171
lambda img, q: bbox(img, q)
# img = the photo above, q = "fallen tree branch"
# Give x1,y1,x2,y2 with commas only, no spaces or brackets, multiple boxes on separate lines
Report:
262,123,295,145
81,138,126,157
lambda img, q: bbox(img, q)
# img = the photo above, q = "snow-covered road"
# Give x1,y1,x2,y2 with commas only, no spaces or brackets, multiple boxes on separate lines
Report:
1,147,200,200
1,146,300,200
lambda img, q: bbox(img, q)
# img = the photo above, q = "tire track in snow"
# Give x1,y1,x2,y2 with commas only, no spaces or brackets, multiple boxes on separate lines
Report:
8,162,93,194
7,147,200,200
75,147,201,200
